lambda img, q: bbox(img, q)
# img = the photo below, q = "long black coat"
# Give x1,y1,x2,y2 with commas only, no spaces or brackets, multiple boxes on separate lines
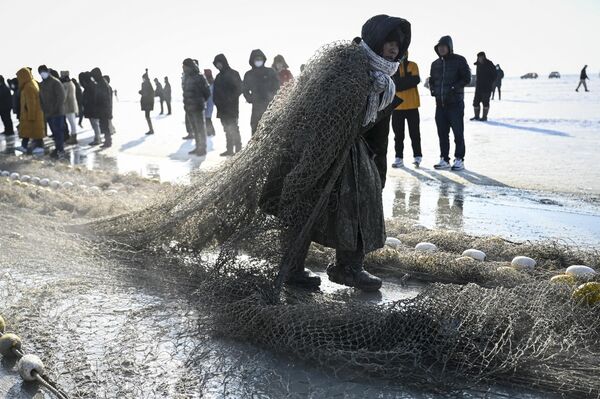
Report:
79,72,98,119
182,65,211,113
213,54,243,119
242,49,280,105
429,36,471,106
0,82,12,113
140,79,155,111
475,58,498,92
91,68,113,119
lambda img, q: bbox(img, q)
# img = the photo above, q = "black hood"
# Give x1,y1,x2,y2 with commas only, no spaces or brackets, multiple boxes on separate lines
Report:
361,14,411,61
434,36,454,56
213,54,230,69
90,67,103,81
249,49,267,67
78,72,93,88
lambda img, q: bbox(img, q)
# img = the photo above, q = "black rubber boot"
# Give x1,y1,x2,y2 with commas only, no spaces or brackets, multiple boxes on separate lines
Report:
286,268,321,289
326,263,382,292
481,107,489,121
470,107,481,121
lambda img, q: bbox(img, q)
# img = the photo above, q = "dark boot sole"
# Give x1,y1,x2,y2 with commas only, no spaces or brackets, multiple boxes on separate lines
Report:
327,272,381,292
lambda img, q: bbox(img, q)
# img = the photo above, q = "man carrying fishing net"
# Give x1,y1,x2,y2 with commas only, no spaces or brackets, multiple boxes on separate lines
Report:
92,15,411,294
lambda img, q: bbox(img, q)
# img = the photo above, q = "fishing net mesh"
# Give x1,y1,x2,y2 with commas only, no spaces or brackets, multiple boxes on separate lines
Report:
0,41,599,398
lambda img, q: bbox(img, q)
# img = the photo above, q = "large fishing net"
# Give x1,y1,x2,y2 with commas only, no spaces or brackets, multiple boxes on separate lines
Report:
1,42,599,398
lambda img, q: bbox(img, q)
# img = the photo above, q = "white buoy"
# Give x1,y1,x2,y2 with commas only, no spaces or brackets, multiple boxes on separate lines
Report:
79,184,88,190
39,178,50,187
9,172,19,180
88,186,101,195
17,354,45,382
462,249,486,261
385,237,402,249
30,176,40,185
415,242,438,253
19,175,31,183
49,180,61,189
0,171,9,177
511,256,536,271
566,265,597,279
62,181,74,189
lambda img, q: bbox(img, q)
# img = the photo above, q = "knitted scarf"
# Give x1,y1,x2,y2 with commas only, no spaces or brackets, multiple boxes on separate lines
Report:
360,40,400,126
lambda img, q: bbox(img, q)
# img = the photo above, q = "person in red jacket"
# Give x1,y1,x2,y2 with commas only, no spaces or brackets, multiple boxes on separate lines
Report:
273,55,294,86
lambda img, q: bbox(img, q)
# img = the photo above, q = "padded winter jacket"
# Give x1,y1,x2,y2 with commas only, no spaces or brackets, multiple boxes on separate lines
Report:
429,36,471,106
16,68,45,139
91,68,113,120
39,74,66,117
213,54,243,119
182,64,211,113
242,49,280,105
139,79,155,111
63,80,79,114
474,58,497,92
394,59,420,110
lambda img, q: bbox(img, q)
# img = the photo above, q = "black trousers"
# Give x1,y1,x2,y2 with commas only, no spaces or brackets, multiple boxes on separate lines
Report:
166,100,172,115
0,111,13,135
221,117,242,152
391,109,422,159
473,89,491,108
250,101,269,135
435,101,465,162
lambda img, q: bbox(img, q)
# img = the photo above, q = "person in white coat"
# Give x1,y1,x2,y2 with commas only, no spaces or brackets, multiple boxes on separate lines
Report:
61,71,79,144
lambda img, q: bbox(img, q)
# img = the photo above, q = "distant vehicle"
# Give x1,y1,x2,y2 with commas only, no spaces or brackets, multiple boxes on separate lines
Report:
521,73,539,79
549,71,561,79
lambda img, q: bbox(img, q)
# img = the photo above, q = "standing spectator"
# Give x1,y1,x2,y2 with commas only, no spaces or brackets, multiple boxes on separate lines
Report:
163,76,172,115
15,68,45,154
242,49,280,134
38,65,67,159
61,71,79,144
272,54,294,86
391,52,422,168
72,77,84,127
213,53,243,156
428,36,471,171
0,76,14,136
470,52,497,121
182,58,211,156
90,67,113,148
139,69,155,135
103,75,117,136
491,64,504,100
203,69,216,151
79,72,102,146
576,65,590,92
154,77,165,115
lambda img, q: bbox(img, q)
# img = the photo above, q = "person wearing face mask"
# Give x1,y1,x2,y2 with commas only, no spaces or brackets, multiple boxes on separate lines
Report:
272,54,294,86
163,77,172,115
0,76,14,136
242,49,280,135
213,54,243,156
182,58,211,156
38,65,67,159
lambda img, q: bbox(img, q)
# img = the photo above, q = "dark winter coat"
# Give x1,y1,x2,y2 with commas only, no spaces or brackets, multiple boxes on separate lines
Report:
39,74,66,117
429,36,471,106
0,81,12,113
139,79,155,111
73,79,83,111
242,49,280,105
154,81,164,99
79,72,98,119
91,68,113,119
474,58,497,92
495,67,505,87
182,63,211,113
163,81,172,101
580,67,589,80
8,79,20,119
213,54,243,119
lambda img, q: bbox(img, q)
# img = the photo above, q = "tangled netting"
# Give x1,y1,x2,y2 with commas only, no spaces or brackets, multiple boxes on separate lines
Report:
76,42,600,397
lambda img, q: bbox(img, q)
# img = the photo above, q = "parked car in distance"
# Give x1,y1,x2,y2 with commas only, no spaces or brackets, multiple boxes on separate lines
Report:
521,72,539,79
549,71,561,79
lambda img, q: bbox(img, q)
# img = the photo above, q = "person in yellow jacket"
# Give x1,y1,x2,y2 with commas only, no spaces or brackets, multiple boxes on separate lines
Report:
391,53,422,168
15,67,46,155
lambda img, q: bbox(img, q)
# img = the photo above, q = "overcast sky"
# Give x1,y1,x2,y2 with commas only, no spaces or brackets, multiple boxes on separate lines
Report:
2,0,597,97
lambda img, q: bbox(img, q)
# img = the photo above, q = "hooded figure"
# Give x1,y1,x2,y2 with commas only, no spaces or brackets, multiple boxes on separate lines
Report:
213,53,243,155
0,76,14,135
470,51,497,121
182,58,211,155
16,68,45,150
91,67,113,147
272,54,294,86
242,49,281,134
79,72,102,145
492,64,504,100
429,36,471,171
